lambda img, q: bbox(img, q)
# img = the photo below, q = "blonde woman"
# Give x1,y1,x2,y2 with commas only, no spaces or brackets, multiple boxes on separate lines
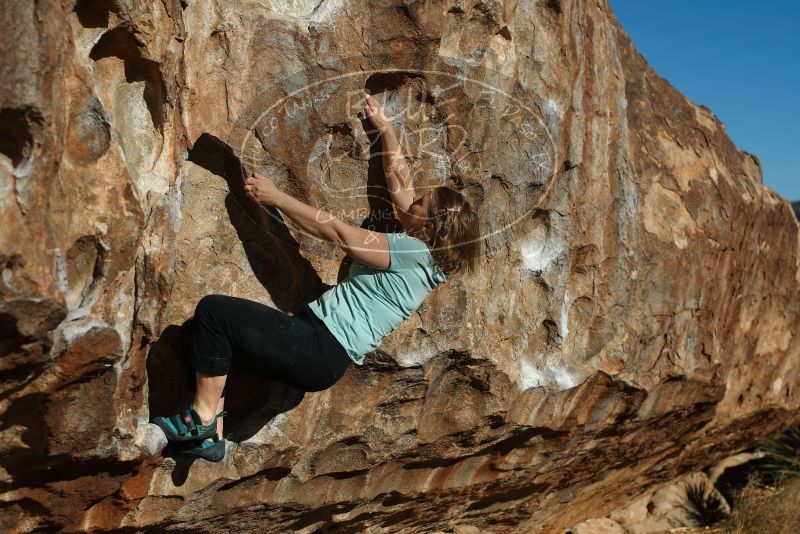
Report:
152,90,480,461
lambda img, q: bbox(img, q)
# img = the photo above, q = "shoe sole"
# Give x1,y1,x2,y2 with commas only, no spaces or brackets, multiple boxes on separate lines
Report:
176,440,226,462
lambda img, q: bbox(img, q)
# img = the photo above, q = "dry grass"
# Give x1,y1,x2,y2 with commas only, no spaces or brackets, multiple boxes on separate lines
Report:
719,471,800,534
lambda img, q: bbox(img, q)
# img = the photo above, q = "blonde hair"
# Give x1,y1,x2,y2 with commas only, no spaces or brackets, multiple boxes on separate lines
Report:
425,186,481,276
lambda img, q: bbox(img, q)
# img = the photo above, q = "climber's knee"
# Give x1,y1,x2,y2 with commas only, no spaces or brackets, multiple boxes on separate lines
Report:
196,293,224,318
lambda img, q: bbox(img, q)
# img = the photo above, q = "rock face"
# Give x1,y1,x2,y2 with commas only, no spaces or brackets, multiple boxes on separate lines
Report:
1,0,798,532
792,200,799,219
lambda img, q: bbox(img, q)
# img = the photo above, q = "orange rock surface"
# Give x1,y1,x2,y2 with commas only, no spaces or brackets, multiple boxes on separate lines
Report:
1,0,798,532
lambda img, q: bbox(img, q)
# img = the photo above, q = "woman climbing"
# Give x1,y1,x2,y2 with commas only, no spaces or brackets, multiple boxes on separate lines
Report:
152,90,481,461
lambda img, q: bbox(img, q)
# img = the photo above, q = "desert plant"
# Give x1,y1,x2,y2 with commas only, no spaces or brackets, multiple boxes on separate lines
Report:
756,424,800,481
682,479,729,526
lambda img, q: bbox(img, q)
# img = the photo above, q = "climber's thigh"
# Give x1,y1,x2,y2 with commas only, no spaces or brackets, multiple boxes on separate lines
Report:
209,295,328,391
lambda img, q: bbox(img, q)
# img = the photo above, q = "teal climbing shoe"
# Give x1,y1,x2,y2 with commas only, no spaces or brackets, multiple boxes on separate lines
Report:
152,404,227,443
174,433,227,462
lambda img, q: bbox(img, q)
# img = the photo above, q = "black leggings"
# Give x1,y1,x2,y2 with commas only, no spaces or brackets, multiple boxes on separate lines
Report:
190,294,352,393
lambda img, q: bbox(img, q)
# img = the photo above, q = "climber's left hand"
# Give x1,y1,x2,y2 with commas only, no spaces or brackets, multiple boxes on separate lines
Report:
244,172,283,207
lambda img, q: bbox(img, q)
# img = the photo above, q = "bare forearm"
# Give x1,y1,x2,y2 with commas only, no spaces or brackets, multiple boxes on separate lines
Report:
273,191,339,242
380,127,415,211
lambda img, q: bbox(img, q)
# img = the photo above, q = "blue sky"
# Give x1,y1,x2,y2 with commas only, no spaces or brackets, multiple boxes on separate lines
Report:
609,0,799,202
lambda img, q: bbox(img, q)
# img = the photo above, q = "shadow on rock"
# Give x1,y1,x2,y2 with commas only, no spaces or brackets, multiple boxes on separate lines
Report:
188,132,327,312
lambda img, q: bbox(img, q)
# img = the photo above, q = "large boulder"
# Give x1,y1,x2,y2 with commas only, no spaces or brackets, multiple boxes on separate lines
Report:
1,0,798,532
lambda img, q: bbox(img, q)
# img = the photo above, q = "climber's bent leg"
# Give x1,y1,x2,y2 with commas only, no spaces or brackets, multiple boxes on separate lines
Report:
191,294,239,378
189,293,351,395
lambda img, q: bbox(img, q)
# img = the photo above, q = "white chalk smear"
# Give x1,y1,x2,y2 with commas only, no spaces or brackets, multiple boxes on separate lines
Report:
396,344,438,368
518,357,578,391
520,226,565,273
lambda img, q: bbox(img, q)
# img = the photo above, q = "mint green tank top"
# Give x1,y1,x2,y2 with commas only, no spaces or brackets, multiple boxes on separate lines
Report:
307,232,448,365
